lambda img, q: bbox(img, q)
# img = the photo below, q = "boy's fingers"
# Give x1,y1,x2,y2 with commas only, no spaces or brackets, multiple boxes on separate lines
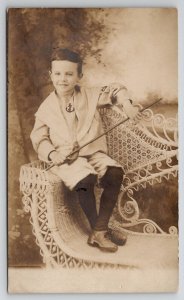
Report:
67,152,79,161
55,159,65,166
53,159,60,166
52,155,65,166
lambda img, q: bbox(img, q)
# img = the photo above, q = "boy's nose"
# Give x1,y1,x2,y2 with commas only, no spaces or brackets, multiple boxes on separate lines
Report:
59,74,67,82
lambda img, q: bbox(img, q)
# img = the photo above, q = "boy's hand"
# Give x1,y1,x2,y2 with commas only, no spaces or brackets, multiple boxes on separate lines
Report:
127,106,142,123
49,151,66,166
123,101,142,124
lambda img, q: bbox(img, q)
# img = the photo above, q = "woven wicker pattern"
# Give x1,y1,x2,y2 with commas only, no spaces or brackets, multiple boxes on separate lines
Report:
100,106,178,234
19,106,178,268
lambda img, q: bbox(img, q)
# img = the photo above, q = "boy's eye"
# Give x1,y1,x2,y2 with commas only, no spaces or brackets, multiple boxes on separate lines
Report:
66,73,73,76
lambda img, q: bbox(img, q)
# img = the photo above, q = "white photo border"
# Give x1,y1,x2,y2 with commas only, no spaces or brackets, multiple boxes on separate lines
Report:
1,0,184,299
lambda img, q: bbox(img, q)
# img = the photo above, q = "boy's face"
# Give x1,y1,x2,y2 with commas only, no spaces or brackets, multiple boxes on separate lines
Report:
50,60,82,96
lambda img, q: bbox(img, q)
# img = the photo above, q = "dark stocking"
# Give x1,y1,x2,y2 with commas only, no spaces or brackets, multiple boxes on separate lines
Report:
75,174,98,229
94,167,124,231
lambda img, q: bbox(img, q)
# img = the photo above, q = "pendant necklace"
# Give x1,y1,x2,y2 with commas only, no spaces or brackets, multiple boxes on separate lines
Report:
66,94,75,113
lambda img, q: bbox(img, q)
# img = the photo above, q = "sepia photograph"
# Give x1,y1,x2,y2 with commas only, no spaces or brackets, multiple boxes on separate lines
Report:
7,7,178,293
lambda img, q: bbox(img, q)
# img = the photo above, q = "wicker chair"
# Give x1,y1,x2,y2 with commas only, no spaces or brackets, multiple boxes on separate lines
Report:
19,105,178,268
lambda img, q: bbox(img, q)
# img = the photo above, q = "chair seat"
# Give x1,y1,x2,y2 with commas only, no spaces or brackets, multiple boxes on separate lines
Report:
19,106,178,268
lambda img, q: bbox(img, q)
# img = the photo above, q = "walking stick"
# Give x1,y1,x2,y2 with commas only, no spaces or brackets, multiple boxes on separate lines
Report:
45,98,162,171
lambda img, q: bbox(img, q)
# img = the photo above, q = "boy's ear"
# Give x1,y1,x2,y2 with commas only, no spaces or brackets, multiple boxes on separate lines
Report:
49,70,53,81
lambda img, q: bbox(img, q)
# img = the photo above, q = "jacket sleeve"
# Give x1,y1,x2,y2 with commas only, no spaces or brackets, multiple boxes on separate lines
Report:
97,83,136,118
97,83,133,107
30,118,56,161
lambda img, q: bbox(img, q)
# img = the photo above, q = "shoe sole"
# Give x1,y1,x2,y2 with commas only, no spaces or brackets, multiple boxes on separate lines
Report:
87,240,118,253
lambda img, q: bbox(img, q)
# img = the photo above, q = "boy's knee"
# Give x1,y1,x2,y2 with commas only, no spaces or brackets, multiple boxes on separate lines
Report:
101,167,124,189
75,174,97,191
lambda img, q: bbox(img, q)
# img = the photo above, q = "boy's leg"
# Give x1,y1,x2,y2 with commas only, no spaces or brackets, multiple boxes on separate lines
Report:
88,167,124,252
75,174,98,229
87,152,124,230
51,153,125,251
50,157,99,229
94,166,123,231
87,152,126,250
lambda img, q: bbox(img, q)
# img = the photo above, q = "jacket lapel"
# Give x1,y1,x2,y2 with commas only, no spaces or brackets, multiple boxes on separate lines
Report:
75,87,99,142
36,91,73,143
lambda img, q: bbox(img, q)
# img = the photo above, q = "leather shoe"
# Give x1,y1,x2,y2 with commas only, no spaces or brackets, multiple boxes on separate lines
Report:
107,229,127,246
88,230,118,252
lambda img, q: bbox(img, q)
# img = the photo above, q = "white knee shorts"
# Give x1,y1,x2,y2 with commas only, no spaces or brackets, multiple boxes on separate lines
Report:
50,151,121,190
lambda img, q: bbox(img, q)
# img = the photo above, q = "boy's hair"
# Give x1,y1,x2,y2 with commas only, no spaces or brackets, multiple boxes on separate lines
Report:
51,48,82,75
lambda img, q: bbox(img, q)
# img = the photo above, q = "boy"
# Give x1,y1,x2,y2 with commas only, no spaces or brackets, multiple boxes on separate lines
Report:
30,48,140,253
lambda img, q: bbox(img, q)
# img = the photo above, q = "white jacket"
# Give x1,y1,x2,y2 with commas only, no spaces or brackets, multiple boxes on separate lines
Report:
30,84,130,161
